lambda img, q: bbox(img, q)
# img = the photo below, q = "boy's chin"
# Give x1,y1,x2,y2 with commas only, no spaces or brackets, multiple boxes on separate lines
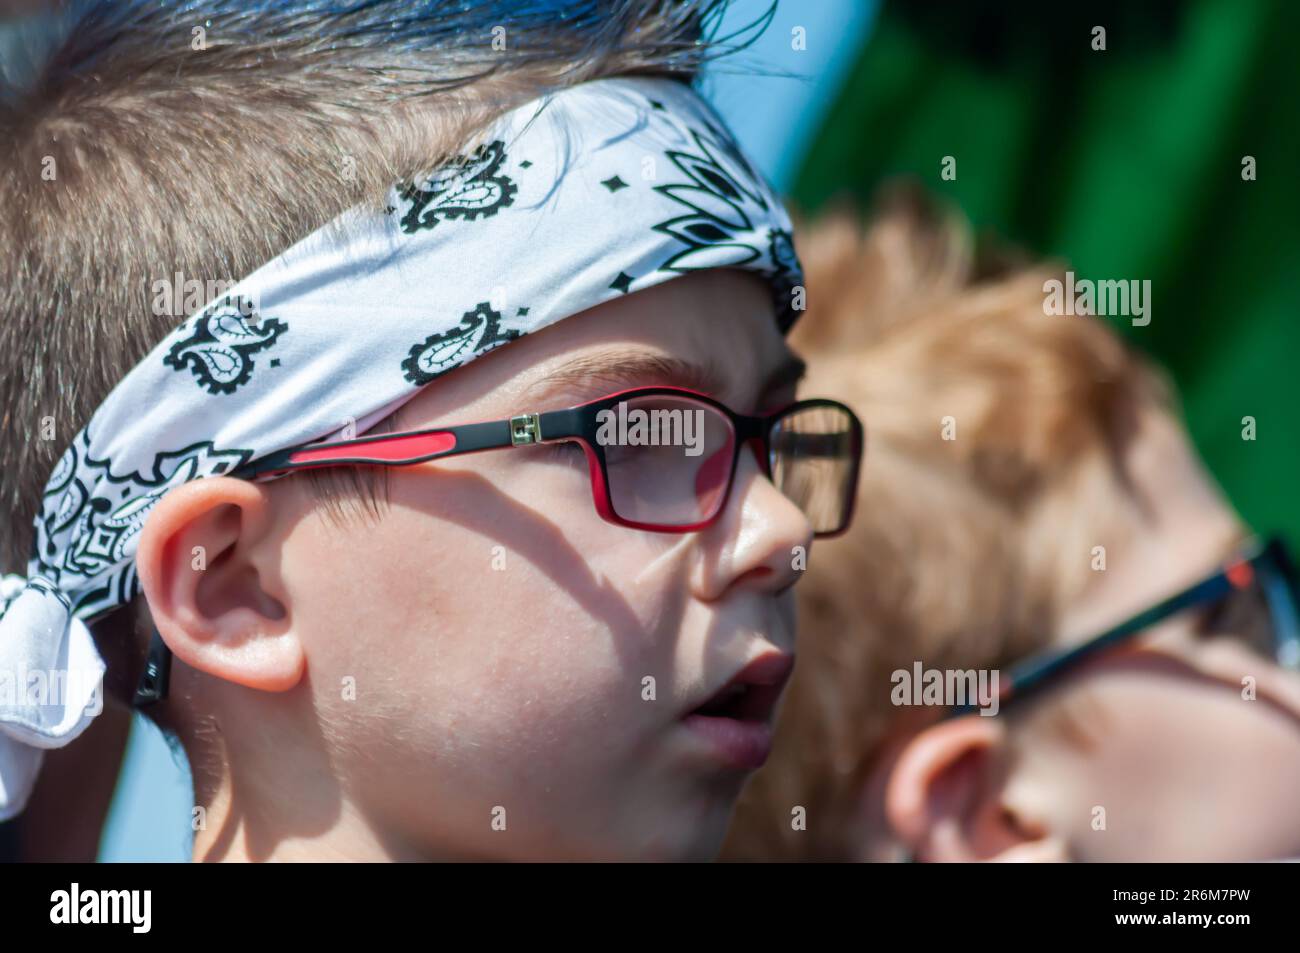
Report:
630,801,742,862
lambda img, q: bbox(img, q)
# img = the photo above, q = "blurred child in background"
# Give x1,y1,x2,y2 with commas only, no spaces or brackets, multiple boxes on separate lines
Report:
723,186,1300,862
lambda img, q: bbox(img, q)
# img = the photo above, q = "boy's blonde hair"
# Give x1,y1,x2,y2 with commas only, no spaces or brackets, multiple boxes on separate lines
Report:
722,185,1171,861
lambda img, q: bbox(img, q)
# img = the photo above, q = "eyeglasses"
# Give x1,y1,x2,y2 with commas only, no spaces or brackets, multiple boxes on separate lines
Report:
133,385,865,706
948,536,1300,718
232,384,864,535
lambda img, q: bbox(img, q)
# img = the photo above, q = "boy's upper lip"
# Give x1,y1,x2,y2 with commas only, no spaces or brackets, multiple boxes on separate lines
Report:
683,651,795,720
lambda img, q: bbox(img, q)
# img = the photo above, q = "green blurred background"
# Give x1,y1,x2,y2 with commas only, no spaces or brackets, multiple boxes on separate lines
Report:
792,0,1299,543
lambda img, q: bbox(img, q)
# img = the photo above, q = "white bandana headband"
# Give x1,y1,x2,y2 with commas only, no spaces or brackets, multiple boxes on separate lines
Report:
0,75,803,820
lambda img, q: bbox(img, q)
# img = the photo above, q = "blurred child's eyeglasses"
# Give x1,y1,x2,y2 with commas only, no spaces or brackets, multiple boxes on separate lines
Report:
949,536,1300,718
133,384,865,706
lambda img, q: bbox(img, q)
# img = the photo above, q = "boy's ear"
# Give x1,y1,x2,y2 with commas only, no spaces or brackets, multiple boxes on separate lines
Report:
135,477,303,693
883,714,1069,862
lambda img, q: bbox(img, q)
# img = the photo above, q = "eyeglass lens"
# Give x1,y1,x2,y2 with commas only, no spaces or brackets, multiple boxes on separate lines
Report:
596,394,858,533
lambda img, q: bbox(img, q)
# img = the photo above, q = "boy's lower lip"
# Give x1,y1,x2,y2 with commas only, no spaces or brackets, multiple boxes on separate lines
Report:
679,713,774,771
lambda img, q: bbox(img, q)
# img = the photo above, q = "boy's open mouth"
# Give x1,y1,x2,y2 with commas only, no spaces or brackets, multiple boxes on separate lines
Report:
681,653,794,771
689,678,786,721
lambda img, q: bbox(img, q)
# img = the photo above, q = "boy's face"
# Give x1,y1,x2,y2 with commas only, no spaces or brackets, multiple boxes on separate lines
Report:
248,269,812,860
988,623,1300,861
880,406,1300,861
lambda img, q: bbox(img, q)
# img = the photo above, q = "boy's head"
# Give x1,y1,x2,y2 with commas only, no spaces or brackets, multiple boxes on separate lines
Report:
0,1,857,861
874,409,1300,862
724,187,1300,862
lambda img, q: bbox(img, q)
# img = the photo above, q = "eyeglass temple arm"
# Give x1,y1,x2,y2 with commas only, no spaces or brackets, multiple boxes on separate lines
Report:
944,553,1259,720
231,419,553,481
1258,537,1300,663
132,626,171,707
135,412,596,705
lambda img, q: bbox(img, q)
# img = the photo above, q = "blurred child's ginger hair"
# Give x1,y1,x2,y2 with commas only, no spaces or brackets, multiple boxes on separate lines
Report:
721,184,1170,861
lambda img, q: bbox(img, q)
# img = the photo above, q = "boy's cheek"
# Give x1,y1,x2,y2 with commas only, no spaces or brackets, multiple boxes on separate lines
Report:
283,479,696,761
301,560,671,750
1030,677,1300,861
279,523,743,857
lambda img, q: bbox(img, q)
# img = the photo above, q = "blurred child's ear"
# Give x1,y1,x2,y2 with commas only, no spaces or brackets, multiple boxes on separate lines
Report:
882,714,1069,862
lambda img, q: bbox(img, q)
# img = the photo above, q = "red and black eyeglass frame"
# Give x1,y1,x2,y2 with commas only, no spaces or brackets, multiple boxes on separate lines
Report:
133,385,865,706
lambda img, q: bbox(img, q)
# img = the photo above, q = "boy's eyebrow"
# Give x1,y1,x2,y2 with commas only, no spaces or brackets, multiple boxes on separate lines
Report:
765,351,808,395
520,348,807,409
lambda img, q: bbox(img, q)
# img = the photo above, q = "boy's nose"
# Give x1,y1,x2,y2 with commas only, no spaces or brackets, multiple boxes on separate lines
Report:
689,442,816,602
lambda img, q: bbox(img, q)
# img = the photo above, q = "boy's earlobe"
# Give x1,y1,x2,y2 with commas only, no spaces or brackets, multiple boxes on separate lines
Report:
135,477,303,694
883,713,1066,862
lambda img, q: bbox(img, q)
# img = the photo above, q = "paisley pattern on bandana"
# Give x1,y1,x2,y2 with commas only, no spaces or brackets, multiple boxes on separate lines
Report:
34,431,252,618
650,123,771,269
639,106,799,324
765,225,801,315
401,302,523,385
163,296,288,395
396,139,519,235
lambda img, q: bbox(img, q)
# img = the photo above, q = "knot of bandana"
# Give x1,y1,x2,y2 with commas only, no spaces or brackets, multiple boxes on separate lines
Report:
0,75,804,820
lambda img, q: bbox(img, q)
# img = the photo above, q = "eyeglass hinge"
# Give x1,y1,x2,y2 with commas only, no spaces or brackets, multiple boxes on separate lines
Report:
510,413,542,446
